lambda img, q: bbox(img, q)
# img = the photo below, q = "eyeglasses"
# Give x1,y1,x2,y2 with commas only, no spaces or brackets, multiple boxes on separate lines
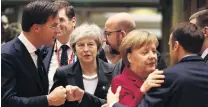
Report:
104,30,121,37
44,23,60,29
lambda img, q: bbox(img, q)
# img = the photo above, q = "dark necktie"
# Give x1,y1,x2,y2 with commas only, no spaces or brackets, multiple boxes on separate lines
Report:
60,45,69,66
204,54,208,63
35,49,48,94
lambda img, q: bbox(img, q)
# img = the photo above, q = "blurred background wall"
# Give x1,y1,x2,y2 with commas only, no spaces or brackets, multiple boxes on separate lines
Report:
2,0,208,65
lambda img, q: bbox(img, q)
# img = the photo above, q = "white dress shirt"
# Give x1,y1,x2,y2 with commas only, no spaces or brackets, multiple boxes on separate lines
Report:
48,40,73,91
18,32,38,68
201,48,208,59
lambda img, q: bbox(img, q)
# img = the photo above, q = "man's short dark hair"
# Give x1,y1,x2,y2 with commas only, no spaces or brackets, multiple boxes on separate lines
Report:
21,1,58,32
196,10,208,29
54,0,75,20
172,22,204,53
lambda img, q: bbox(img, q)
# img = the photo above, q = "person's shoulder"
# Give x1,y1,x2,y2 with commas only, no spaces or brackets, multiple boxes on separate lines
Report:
163,63,190,83
56,64,73,72
111,73,127,83
1,39,17,56
98,59,115,72
55,64,74,78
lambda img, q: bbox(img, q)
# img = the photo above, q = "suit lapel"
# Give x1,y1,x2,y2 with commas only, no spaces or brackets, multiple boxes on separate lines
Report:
14,38,44,93
66,62,84,90
43,46,54,73
94,60,109,97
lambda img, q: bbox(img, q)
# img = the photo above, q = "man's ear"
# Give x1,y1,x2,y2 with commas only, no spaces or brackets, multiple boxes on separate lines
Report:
174,41,180,52
31,24,40,32
120,30,126,38
71,17,76,27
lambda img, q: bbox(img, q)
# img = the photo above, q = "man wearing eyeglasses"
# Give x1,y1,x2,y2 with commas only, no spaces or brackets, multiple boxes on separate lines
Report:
1,1,67,107
42,0,77,91
102,12,167,77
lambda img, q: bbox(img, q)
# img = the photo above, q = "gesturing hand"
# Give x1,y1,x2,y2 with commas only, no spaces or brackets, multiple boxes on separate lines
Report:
47,86,67,106
140,69,165,93
65,85,84,102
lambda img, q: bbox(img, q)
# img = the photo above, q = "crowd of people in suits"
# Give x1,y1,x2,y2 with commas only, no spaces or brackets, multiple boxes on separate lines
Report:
1,0,208,107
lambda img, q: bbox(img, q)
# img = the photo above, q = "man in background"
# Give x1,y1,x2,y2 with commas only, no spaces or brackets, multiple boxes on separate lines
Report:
2,1,66,107
190,9,208,63
43,0,77,91
103,12,167,77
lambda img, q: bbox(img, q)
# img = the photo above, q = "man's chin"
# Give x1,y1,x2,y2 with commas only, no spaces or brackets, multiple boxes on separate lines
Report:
45,40,55,46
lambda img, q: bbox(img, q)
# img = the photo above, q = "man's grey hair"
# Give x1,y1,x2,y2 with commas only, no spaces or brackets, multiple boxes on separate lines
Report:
70,23,103,52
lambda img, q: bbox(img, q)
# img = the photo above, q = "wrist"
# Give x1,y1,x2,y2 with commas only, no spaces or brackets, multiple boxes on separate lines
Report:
47,95,53,106
109,101,117,107
80,90,85,100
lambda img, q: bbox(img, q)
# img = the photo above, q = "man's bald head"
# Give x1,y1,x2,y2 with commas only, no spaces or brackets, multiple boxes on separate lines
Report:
105,12,136,34
189,10,208,24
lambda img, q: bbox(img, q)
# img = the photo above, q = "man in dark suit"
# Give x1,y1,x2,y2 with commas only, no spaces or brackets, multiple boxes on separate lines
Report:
1,1,67,107
42,0,77,91
106,22,208,107
190,9,208,63
103,12,167,78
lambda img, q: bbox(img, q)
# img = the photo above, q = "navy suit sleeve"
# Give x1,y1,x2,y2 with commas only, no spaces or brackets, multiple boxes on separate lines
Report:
50,68,66,92
138,70,179,107
1,53,48,107
113,102,126,107
79,92,106,107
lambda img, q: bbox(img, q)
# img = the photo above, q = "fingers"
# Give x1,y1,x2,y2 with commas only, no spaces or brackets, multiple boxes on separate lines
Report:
108,87,112,94
66,85,72,94
149,70,165,80
152,70,164,75
115,86,121,96
48,86,67,106
155,80,165,84
149,83,161,87
101,103,109,107
152,75,165,79
65,85,84,101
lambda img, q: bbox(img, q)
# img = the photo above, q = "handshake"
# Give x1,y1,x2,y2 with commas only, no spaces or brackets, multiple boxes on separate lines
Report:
47,85,84,106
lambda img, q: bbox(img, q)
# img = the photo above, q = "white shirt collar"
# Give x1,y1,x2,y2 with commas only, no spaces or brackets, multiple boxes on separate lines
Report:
56,40,70,51
18,32,37,53
183,54,198,58
201,48,208,58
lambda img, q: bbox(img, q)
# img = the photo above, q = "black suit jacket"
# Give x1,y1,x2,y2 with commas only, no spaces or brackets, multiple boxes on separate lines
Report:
51,59,114,107
1,37,49,107
42,45,55,73
139,56,208,107
113,56,208,107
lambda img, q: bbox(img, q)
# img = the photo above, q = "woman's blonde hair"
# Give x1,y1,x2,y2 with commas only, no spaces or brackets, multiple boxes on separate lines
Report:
119,29,158,66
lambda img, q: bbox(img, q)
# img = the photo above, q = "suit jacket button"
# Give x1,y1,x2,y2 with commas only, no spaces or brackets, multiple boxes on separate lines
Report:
102,86,106,90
